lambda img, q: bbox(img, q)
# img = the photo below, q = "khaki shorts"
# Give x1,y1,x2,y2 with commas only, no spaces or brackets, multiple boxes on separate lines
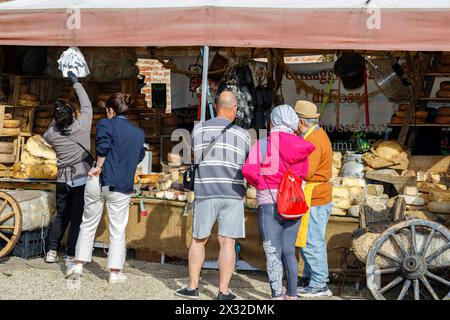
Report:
192,198,245,239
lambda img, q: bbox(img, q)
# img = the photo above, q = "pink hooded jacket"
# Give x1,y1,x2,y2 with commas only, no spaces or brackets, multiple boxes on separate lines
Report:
242,131,315,190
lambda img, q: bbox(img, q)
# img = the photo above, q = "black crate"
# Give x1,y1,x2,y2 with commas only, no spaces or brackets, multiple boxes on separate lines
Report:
11,228,49,259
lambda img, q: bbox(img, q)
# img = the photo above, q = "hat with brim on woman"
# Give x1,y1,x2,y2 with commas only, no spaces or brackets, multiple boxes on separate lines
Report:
294,100,320,119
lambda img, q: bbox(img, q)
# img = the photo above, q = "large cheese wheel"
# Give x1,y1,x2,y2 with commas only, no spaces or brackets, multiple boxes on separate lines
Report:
35,110,52,118
0,128,20,136
25,135,56,160
0,142,14,154
34,118,52,127
20,93,39,102
434,115,450,124
0,153,15,163
3,119,20,128
19,99,39,107
437,107,450,116
436,89,450,98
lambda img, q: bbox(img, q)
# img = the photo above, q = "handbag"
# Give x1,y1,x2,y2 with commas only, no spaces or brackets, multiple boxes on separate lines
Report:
260,138,308,220
183,122,234,191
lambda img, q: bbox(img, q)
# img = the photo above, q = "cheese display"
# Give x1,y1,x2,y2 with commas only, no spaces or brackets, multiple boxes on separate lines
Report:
332,187,351,209
21,150,56,165
362,140,408,171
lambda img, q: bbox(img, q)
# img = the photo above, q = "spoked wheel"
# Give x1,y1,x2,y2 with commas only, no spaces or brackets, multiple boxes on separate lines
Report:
0,192,22,259
366,219,449,300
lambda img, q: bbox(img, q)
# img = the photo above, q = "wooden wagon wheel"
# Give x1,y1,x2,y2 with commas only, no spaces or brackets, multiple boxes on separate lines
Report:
0,192,22,259
366,219,449,300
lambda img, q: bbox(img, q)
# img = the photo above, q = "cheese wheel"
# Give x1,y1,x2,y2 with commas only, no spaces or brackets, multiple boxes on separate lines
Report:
25,135,56,160
19,99,39,107
0,128,20,136
434,115,450,124
20,93,38,101
394,111,428,119
34,118,52,127
97,100,106,108
0,153,15,163
35,110,52,118
398,104,413,111
436,89,450,98
34,127,47,134
3,119,20,128
440,81,450,91
0,142,14,154
4,113,13,120
437,107,450,116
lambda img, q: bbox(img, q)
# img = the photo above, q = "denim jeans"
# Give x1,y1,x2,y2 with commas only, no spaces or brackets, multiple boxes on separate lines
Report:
258,204,301,298
299,203,333,288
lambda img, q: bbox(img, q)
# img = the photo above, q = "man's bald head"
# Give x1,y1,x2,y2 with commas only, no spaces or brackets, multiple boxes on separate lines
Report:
217,91,237,109
216,91,238,122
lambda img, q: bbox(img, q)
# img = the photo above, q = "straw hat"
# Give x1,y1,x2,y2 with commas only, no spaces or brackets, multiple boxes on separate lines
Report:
294,100,320,119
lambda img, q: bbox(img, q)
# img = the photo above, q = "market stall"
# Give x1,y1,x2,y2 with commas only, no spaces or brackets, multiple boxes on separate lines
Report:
0,0,449,300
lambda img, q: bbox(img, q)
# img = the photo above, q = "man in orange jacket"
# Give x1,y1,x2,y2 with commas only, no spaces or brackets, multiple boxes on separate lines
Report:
294,100,333,298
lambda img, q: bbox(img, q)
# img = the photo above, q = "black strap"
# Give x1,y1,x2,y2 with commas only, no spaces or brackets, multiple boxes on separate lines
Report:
197,121,234,166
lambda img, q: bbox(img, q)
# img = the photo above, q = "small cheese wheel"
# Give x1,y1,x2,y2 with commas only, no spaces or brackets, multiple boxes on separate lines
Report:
20,93,39,101
434,115,450,124
0,153,15,163
398,104,413,111
19,99,39,107
0,142,14,154
35,110,52,118
34,118,52,127
97,100,106,108
440,81,450,91
438,107,450,116
3,119,20,128
436,90,450,98
4,113,13,120
0,128,20,136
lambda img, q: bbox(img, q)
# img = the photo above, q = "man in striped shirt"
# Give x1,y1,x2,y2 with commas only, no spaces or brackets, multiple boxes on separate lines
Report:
176,91,250,300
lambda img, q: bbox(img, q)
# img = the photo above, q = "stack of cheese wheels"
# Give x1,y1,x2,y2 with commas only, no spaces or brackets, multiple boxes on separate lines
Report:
19,93,40,107
0,141,15,164
435,106,450,124
436,81,450,99
135,94,147,109
1,112,21,136
391,106,428,124
33,109,52,135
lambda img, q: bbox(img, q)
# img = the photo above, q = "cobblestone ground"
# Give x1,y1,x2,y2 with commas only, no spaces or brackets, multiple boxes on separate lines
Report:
0,255,370,300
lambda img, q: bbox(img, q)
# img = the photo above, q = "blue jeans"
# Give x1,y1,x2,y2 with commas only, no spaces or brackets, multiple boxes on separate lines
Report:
300,203,333,288
258,204,301,298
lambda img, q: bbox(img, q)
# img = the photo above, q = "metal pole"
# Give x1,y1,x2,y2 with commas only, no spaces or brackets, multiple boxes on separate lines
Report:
200,45,209,122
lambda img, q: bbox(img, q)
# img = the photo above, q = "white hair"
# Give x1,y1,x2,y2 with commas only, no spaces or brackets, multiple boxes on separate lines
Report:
300,117,319,128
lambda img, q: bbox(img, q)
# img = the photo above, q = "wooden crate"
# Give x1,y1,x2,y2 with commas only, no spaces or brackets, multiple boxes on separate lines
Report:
0,104,20,137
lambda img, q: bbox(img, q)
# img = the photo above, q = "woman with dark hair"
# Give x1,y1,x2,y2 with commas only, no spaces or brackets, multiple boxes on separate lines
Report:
67,93,145,284
44,71,93,267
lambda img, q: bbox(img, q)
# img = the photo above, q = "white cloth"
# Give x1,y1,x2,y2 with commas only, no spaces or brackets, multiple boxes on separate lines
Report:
58,46,90,78
75,176,131,270
270,104,299,133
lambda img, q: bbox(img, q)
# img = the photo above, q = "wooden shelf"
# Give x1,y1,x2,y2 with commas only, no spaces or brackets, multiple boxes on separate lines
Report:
387,123,450,127
424,73,450,77
417,97,450,102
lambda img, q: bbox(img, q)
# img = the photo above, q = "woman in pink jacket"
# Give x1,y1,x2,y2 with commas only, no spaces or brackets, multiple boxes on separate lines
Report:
242,104,315,300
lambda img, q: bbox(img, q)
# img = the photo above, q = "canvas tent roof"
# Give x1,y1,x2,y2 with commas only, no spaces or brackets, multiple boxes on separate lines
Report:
0,0,449,50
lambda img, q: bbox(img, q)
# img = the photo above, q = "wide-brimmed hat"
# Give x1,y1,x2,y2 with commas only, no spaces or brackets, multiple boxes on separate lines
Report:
294,100,320,119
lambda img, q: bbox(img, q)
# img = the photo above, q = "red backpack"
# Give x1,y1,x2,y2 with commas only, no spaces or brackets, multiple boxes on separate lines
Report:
260,139,309,220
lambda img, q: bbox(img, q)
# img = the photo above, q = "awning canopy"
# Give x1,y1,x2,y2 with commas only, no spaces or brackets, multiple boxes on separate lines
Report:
0,0,449,51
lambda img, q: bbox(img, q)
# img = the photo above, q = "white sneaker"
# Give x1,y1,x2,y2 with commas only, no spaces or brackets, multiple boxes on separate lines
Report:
64,256,76,268
66,263,83,279
45,250,58,263
109,272,127,284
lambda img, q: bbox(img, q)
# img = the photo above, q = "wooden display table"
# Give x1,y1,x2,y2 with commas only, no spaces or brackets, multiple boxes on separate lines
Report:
0,178,56,192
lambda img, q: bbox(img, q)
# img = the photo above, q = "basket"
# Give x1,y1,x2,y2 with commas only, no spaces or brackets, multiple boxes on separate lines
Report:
11,227,48,259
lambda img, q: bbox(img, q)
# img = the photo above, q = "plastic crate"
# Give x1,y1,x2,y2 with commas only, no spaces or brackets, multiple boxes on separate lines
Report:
11,228,48,259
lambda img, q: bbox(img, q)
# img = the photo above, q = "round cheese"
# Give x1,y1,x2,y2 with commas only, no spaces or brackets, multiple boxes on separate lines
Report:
3,119,20,128
0,142,14,154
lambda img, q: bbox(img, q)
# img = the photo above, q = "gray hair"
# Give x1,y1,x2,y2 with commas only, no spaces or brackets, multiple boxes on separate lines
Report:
300,117,319,128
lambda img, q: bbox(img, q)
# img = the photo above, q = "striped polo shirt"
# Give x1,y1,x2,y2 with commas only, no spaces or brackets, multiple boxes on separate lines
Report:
192,117,251,200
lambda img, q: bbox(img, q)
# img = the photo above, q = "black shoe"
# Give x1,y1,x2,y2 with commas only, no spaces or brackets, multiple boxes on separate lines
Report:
175,287,199,299
217,290,237,300
297,277,310,289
